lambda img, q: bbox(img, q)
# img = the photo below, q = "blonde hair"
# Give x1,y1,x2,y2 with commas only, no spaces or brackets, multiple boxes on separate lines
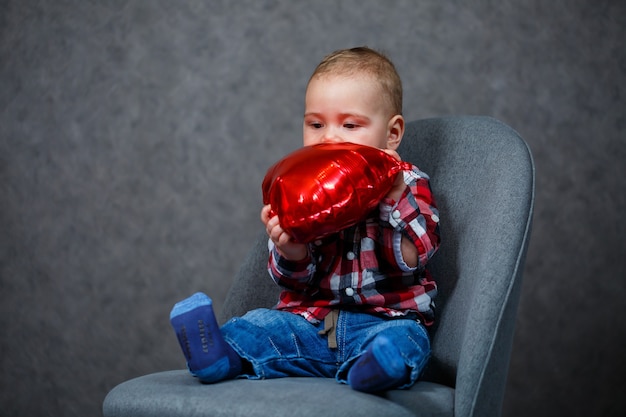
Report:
308,46,403,116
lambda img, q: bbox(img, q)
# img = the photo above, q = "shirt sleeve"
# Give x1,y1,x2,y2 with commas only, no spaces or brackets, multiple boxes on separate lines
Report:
266,240,316,292
378,166,441,272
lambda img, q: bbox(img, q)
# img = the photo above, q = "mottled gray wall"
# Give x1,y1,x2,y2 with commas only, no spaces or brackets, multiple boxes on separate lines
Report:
1,1,624,416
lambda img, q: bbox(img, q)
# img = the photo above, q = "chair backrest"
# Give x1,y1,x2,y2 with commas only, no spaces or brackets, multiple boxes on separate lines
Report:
398,116,534,416
220,116,534,417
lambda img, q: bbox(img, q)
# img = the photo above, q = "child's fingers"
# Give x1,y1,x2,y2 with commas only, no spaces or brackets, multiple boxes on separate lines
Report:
260,204,270,223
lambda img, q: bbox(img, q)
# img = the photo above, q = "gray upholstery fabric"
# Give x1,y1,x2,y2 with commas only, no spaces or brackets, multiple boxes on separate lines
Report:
397,116,534,416
103,116,534,417
103,370,453,417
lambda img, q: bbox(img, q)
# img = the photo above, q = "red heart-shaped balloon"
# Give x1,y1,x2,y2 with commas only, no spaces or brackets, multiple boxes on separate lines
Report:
262,142,410,243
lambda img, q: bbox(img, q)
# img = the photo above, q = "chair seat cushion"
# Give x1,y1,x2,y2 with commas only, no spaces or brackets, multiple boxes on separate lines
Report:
103,370,454,417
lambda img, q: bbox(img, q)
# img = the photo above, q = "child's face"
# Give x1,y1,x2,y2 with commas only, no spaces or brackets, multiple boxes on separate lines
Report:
303,74,401,150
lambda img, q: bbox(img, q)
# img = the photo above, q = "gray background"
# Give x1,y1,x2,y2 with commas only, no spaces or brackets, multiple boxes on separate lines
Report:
1,1,624,416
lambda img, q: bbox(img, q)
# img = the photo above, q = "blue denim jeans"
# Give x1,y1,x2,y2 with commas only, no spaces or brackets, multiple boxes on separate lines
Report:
220,308,430,389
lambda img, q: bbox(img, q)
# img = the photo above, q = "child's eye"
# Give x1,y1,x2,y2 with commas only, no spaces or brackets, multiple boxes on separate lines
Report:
309,122,323,129
344,123,358,129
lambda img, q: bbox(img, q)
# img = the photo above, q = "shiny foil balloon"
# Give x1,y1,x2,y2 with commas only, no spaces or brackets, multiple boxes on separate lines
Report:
262,142,412,243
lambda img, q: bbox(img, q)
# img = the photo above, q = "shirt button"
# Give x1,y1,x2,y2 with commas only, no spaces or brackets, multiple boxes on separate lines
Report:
346,251,355,260
392,210,401,219
314,239,323,246
345,287,354,296
431,214,440,222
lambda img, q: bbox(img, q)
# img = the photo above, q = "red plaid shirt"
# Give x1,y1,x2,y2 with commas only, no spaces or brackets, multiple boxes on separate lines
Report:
267,165,440,326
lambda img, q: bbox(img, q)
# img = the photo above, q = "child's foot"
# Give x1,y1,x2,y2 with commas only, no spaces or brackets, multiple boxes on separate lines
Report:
347,334,410,393
170,292,242,383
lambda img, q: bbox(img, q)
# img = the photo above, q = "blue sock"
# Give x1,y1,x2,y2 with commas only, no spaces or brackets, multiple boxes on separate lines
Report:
170,292,242,383
347,334,410,393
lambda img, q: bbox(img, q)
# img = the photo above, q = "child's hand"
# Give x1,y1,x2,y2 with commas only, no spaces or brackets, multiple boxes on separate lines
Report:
260,205,309,261
383,149,407,202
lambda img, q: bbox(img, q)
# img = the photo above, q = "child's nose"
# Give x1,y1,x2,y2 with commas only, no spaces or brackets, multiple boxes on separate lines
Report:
321,128,342,143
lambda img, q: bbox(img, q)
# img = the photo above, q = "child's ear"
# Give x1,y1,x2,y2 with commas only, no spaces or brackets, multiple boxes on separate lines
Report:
386,115,405,150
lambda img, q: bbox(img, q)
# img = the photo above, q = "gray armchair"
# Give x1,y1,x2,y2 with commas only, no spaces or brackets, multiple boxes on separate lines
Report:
103,116,535,417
